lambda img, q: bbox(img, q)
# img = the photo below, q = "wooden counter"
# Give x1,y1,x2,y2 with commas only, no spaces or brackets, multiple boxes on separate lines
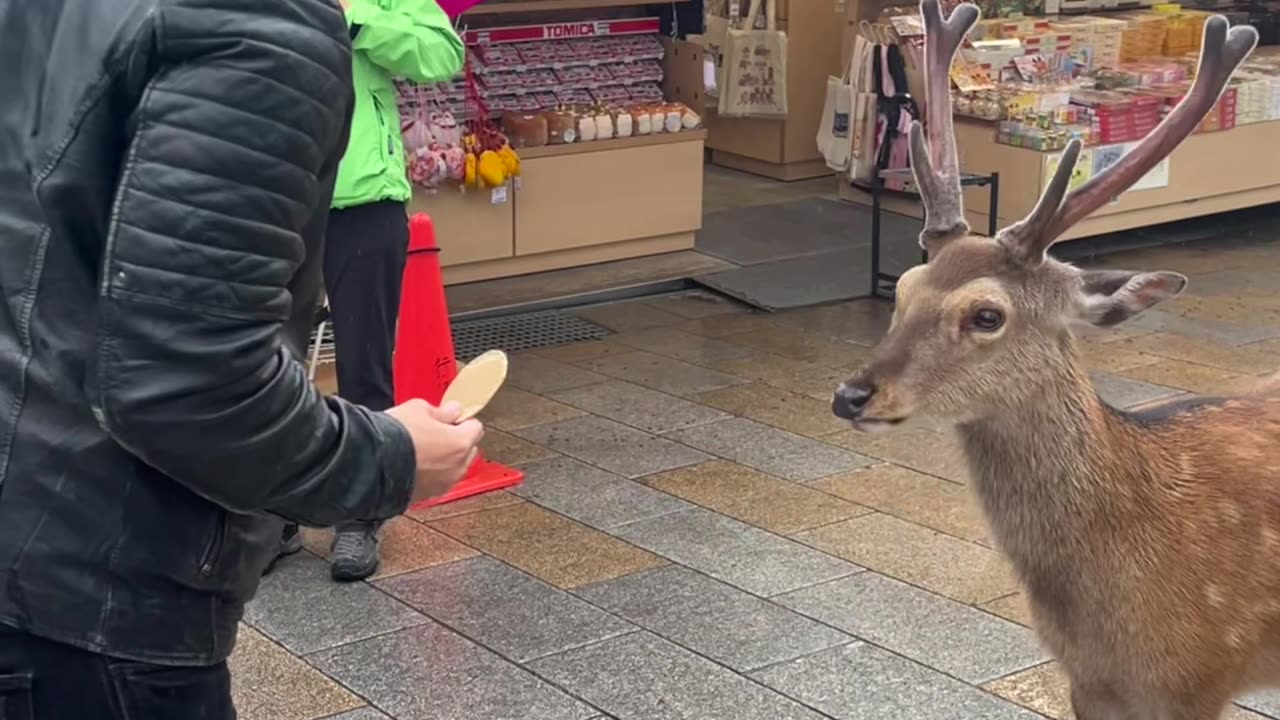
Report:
954,118,1280,241
839,119,1280,242
411,131,706,285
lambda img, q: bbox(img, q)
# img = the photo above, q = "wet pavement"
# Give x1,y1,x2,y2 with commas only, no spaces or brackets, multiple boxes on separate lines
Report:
234,234,1280,720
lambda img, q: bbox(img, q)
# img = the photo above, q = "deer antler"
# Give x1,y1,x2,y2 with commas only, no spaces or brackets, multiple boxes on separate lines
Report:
1001,16,1257,265
910,0,980,252
997,139,1083,264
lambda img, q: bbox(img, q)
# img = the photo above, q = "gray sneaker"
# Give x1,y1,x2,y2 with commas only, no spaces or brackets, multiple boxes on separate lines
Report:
263,522,304,577
330,521,382,582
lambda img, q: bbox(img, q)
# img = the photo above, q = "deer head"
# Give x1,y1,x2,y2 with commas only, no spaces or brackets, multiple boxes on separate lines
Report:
832,1,1257,428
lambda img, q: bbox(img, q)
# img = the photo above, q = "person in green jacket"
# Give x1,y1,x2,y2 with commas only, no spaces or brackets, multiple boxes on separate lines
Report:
279,0,465,582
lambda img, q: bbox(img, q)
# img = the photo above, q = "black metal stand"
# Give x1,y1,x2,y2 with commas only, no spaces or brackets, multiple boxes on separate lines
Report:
863,170,1001,299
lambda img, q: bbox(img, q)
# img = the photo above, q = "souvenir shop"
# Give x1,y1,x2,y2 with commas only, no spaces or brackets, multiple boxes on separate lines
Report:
830,0,1280,242
401,0,1280,289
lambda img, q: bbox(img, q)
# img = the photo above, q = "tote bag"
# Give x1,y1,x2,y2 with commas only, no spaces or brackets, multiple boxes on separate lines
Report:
818,38,862,171
718,0,789,118
848,38,880,182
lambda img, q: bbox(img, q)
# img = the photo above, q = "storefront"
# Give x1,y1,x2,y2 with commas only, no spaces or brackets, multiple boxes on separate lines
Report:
401,1,709,285
836,0,1280,242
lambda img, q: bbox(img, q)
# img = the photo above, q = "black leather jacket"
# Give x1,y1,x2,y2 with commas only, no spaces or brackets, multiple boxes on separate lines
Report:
0,0,417,665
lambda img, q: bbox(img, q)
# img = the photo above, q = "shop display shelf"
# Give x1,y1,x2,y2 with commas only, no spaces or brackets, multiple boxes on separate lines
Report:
517,128,707,159
465,0,691,15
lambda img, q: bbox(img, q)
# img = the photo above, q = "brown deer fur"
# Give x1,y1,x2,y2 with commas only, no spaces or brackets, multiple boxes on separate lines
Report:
832,3,1270,718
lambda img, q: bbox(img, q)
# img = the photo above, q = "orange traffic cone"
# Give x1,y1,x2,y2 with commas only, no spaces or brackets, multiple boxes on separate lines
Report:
394,213,523,508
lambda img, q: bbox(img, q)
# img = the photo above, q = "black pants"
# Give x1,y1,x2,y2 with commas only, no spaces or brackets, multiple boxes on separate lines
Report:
323,200,409,414
322,200,408,535
0,625,234,719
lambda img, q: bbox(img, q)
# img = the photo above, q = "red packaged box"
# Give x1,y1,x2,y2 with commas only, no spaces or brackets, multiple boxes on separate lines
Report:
1218,98,1237,130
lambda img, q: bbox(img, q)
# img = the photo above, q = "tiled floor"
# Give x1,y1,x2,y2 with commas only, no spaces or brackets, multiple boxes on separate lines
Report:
242,232,1280,719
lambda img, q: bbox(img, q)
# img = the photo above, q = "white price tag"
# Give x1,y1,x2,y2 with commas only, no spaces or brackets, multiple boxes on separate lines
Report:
513,177,522,191
490,185,509,205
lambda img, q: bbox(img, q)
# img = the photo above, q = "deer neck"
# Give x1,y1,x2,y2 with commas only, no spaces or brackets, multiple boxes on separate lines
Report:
955,340,1155,560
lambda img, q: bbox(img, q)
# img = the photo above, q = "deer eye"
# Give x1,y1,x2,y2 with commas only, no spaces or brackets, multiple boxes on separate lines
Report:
971,308,1004,332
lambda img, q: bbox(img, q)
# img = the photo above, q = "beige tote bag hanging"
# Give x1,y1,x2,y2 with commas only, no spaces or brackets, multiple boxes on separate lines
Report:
849,35,879,182
717,0,789,118
702,2,733,100
818,35,864,171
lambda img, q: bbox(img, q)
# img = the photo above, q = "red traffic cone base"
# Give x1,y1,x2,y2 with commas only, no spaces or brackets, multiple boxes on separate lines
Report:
394,213,523,509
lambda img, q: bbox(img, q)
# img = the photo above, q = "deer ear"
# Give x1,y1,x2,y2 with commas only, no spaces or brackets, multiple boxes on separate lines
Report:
1076,269,1187,327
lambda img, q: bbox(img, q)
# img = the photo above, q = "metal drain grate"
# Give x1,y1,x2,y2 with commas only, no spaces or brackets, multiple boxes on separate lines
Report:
451,309,612,361
308,309,612,367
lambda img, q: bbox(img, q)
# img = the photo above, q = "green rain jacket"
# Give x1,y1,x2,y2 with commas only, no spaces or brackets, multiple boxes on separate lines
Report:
336,0,464,209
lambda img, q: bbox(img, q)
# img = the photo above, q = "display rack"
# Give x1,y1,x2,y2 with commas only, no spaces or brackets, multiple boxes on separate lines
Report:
865,168,1000,297
692,0,849,181
462,15,661,42
464,0,693,15
837,0,1280,244
950,116,1280,241
410,10,707,285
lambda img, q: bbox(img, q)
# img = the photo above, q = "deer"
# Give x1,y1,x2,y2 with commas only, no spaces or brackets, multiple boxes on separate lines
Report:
830,3,1277,718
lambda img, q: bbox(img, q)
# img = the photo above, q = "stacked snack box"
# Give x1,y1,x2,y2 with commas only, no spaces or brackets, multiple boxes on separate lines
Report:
994,17,1052,39
1072,88,1164,143
1155,6,1209,55
1022,29,1076,56
1116,59,1189,85
1239,56,1280,122
1051,16,1126,68
1048,16,1098,57
960,3,1279,151
480,35,667,113
1089,16,1128,68
445,33,667,117
1117,12,1169,61
1232,75,1273,125
1143,82,1237,132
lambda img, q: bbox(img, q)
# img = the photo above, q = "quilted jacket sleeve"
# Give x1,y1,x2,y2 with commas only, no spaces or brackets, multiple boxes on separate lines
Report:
93,0,416,527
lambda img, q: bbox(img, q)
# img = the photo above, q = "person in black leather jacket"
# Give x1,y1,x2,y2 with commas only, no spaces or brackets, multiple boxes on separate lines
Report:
0,0,483,716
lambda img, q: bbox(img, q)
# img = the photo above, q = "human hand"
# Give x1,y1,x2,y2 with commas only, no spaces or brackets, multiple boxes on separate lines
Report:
385,399,485,503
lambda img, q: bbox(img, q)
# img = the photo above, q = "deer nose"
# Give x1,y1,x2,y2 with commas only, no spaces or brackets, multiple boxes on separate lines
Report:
832,382,875,420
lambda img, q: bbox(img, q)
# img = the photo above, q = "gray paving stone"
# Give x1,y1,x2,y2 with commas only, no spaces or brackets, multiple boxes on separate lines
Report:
1185,268,1280,296
512,456,692,529
751,641,1042,720
507,354,607,394
614,327,755,365
243,553,426,655
669,417,876,481
776,573,1047,683
610,508,860,597
376,556,634,663
577,351,747,397
324,709,392,720
1239,691,1280,718
527,632,826,720
309,623,596,720
1128,308,1280,346
548,380,729,434
576,565,851,672
779,300,894,345
1090,372,1185,409
574,300,685,332
643,290,747,320
514,415,710,479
